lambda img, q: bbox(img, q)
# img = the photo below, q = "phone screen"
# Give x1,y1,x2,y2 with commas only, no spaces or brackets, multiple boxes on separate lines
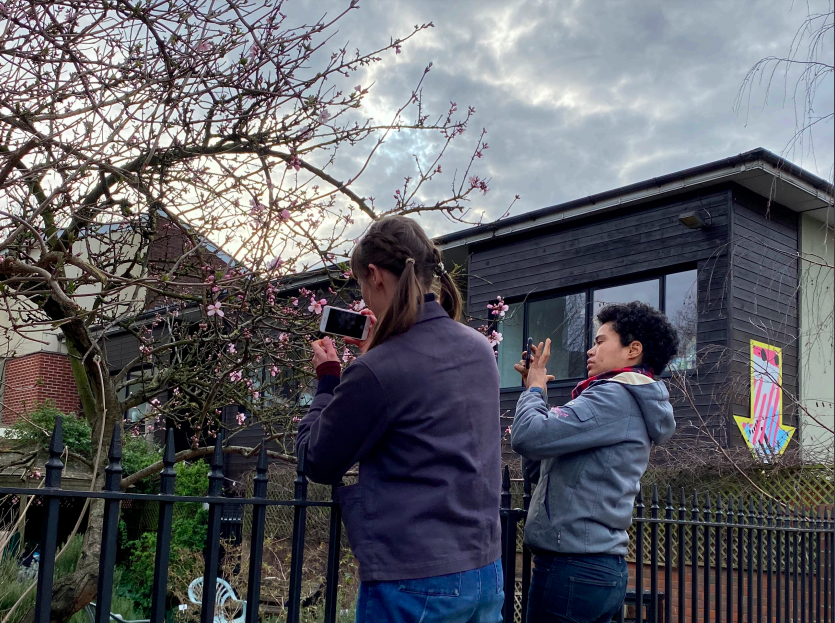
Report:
323,308,367,339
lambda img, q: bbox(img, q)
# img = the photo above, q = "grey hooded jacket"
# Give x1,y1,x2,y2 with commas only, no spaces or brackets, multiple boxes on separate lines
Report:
511,372,675,555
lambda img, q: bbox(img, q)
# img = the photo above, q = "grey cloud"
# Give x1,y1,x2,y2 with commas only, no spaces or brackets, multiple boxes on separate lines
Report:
285,0,834,237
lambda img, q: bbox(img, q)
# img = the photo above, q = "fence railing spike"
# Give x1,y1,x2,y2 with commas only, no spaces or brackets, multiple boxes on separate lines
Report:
104,426,123,492
45,414,65,488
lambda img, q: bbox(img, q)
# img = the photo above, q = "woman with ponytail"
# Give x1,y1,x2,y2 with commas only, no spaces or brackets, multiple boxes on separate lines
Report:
297,216,504,622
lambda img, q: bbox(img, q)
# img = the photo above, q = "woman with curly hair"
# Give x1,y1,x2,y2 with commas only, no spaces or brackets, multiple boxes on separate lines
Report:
511,301,678,623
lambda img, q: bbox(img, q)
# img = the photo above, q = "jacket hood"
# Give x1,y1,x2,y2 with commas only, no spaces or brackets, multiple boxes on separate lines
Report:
610,373,676,444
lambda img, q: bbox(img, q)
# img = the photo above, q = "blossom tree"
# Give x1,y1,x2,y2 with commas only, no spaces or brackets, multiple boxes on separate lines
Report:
0,0,507,618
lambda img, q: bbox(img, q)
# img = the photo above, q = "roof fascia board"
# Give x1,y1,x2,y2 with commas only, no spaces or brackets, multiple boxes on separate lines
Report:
439,157,833,250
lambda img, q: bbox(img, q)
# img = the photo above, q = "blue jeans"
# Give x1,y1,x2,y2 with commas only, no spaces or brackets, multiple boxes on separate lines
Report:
527,553,628,623
355,559,504,623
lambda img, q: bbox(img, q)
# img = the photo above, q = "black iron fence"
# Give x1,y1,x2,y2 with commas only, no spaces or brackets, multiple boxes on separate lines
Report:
501,466,835,623
0,415,832,623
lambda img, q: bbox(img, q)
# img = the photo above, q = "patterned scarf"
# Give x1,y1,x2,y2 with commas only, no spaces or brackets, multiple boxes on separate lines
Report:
571,366,654,399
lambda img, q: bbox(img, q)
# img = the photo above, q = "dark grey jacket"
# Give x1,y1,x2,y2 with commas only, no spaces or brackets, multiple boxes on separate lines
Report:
297,297,502,581
511,372,675,555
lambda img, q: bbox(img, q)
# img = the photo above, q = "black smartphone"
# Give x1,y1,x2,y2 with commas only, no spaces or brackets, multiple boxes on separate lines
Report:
525,337,534,369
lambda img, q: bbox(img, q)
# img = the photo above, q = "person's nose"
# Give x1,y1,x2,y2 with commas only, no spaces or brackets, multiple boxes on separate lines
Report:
587,345,595,358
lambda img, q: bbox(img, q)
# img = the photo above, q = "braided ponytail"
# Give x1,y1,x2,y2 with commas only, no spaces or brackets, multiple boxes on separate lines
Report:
351,216,464,350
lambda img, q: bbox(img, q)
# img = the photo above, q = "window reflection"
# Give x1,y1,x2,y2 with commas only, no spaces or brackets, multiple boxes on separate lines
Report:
528,294,587,381
497,302,524,388
665,270,698,370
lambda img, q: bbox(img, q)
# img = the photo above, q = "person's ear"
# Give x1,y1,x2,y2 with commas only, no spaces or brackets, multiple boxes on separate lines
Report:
628,340,643,362
367,264,388,290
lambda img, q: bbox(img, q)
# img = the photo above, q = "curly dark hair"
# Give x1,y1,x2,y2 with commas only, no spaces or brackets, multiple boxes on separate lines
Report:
596,301,680,375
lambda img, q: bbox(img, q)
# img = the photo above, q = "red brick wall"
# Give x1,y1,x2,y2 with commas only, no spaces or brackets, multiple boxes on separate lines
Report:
2,352,80,424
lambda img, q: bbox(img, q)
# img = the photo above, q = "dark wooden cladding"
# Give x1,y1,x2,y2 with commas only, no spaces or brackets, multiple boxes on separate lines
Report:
471,189,734,447
468,192,729,308
728,188,800,438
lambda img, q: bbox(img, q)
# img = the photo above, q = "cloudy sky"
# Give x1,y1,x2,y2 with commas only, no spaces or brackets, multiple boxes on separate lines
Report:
285,0,834,239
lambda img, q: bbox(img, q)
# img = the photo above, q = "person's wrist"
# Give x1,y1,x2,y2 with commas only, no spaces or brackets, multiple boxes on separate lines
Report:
316,360,341,379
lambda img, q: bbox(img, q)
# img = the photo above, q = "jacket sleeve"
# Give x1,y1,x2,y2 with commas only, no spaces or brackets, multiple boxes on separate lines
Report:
295,360,389,484
510,384,632,460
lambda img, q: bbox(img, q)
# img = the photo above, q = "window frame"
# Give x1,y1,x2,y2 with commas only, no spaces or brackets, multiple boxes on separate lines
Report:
497,266,698,391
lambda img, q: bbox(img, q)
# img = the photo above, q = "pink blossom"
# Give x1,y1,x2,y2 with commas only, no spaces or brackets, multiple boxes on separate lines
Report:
227,343,237,354
292,416,301,423
30,468,41,479
342,347,355,363
251,391,259,400
268,256,283,270
230,370,243,382
487,296,509,318
487,330,503,347
395,44,402,54
505,426,512,435
280,208,291,220
286,156,301,171
354,85,362,92
236,412,247,426
270,365,279,377
197,40,212,52
308,297,327,314
319,109,331,123
292,298,299,307
207,302,224,317
349,298,366,312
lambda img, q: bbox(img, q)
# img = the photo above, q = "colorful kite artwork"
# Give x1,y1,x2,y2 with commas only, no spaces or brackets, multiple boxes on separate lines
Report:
734,341,795,461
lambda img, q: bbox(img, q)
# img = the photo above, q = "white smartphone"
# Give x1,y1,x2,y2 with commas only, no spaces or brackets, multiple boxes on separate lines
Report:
319,305,371,341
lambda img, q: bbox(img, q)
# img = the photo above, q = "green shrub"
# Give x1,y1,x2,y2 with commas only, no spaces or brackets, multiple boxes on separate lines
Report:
4,402,92,457
118,459,210,611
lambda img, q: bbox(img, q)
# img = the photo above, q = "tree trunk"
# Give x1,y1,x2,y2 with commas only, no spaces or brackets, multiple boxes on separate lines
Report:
47,498,104,622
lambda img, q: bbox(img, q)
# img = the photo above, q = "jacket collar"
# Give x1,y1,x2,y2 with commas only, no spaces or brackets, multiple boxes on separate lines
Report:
415,293,449,324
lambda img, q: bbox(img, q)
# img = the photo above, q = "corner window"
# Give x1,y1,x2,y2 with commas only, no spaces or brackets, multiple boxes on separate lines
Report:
495,269,698,388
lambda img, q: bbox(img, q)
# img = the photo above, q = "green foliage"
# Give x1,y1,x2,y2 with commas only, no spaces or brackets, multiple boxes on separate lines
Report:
118,460,210,611
120,432,163,494
4,402,92,457
0,535,122,623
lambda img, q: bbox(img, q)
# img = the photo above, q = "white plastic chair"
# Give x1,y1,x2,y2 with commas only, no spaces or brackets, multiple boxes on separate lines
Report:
187,577,246,623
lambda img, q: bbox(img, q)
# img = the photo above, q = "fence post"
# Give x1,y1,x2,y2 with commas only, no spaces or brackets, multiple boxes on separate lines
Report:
756,497,763,623
200,427,226,623
244,440,269,623
33,415,64,623
704,492,711,623
678,488,686,623
650,485,659,623
323,480,343,623
664,487,673,623
287,442,309,623
635,488,644,623
94,426,123,623
521,462,532,622
715,494,723,623
150,428,177,623
690,491,699,623
500,465,516,623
